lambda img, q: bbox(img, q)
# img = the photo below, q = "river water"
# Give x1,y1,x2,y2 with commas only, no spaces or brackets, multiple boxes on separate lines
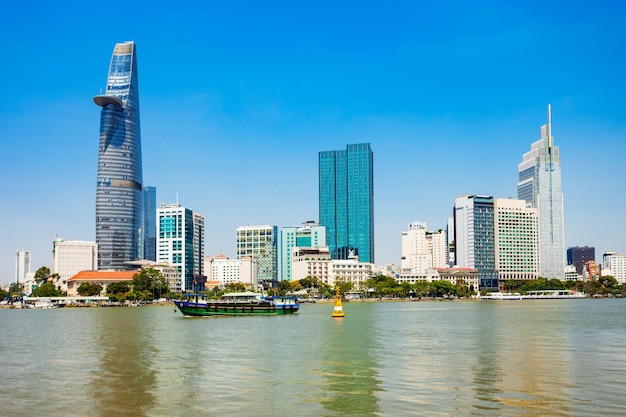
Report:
1,299,625,416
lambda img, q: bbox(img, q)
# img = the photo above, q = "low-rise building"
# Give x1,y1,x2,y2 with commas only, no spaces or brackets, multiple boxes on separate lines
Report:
291,247,375,288
67,270,136,296
204,255,258,287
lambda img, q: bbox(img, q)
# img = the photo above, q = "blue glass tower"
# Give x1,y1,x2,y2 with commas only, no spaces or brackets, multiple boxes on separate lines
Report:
143,186,157,261
319,143,374,263
94,41,143,270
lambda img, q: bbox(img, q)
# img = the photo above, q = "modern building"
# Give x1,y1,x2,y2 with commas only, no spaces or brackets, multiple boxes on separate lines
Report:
401,222,447,275
205,255,258,287
280,221,327,282
517,105,565,279
566,246,595,275
143,186,157,261
319,143,374,263
603,252,626,284
454,195,540,287
454,195,497,289
15,250,31,284
236,225,278,287
51,238,98,292
157,203,205,292
493,198,539,281
94,41,144,271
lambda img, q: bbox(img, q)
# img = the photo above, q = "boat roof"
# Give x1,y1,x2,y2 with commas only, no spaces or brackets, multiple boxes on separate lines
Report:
222,291,261,297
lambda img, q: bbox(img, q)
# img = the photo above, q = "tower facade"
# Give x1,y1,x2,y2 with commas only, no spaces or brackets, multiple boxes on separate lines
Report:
93,41,143,270
143,186,157,261
157,203,204,292
15,250,31,284
319,143,374,263
517,105,565,279
236,225,278,287
280,221,327,282
566,246,595,275
454,195,497,289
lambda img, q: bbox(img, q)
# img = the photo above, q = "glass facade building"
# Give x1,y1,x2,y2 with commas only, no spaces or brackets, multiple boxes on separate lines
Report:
157,203,204,292
319,143,374,263
143,186,157,261
517,105,565,279
280,222,327,282
94,41,143,270
454,195,497,289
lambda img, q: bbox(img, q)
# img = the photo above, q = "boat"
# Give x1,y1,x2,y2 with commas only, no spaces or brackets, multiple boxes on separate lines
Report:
174,291,300,317
33,299,58,309
331,287,345,318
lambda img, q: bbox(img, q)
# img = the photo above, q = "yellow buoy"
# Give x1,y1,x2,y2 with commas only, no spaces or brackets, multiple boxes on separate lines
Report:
331,286,345,318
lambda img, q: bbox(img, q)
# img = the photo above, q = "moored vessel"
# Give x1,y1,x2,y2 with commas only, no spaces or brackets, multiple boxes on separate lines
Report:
174,291,299,317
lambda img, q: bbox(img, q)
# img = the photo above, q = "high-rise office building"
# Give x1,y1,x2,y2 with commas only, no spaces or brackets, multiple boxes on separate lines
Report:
319,143,374,263
454,195,497,289
237,225,278,287
157,203,204,292
143,186,157,261
93,41,143,270
517,105,565,279
15,250,31,284
566,246,595,275
280,221,327,282
493,198,539,281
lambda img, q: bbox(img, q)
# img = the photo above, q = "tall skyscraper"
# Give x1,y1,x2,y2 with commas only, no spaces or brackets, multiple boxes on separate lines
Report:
517,105,565,279
143,186,157,261
280,221,327,282
157,203,205,292
93,41,143,270
237,225,278,287
319,143,374,263
15,250,31,284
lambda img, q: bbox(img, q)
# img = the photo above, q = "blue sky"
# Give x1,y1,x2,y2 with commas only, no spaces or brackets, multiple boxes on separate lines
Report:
1,0,624,282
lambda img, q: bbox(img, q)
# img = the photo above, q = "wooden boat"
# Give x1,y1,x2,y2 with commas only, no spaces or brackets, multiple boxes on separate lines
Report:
174,291,299,317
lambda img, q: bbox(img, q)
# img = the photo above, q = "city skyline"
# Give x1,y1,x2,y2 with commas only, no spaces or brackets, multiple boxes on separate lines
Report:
2,1,625,281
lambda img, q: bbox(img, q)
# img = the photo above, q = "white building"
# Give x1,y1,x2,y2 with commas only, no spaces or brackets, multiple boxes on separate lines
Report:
603,252,626,284
15,250,31,284
157,203,204,292
401,222,447,275
396,268,480,293
280,221,326,282
52,238,98,292
291,247,374,288
493,198,539,281
205,255,258,287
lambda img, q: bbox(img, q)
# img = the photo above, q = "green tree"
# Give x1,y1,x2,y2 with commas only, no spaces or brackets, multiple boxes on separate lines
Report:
34,266,51,284
132,268,169,299
0,289,8,300
107,281,130,295
32,282,61,297
225,282,247,292
77,283,103,296
8,282,25,295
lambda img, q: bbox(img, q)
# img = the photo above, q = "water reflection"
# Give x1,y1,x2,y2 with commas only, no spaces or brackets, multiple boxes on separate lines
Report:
89,308,158,416
318,304,382,416
471,302,573,416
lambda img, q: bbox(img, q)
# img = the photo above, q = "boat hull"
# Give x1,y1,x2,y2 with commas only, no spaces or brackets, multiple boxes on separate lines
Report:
174,300,299,317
